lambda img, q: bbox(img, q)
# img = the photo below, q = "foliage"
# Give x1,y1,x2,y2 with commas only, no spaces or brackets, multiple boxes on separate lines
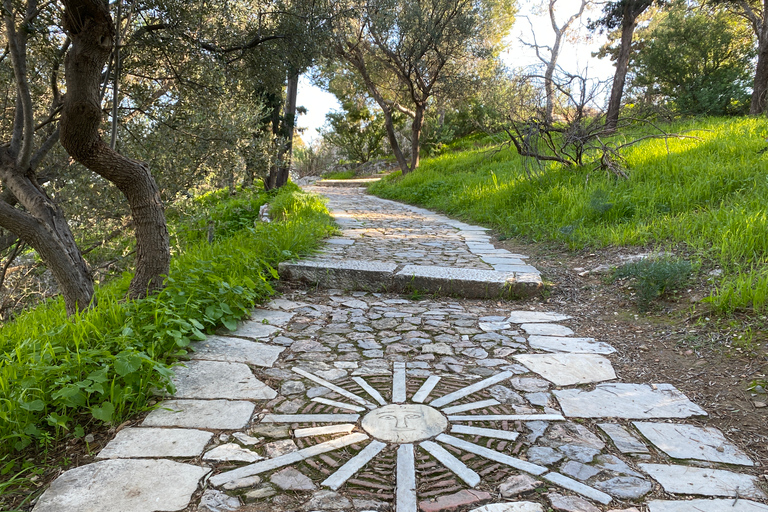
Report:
0,185,333,460
323,170,357,180
369,117,768,312
631,1,755,115
321,103,387,164
610,257,692,311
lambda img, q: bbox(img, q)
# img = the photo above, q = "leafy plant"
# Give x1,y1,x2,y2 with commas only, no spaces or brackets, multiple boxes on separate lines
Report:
611,257,693,311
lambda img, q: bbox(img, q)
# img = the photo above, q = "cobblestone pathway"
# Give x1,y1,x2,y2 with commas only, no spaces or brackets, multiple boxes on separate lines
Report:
33,185,767,512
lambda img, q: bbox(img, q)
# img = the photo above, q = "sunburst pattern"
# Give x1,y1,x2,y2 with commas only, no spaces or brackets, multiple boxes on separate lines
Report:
209,364,615,509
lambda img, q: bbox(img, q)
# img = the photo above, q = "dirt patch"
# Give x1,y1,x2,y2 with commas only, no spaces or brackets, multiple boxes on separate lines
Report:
498,237,768,467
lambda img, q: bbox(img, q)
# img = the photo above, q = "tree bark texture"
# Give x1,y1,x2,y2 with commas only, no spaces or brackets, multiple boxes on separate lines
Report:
0,150,94,314
266,69,299,190
751,28,768,114
605,10,637,132
60,0,170,299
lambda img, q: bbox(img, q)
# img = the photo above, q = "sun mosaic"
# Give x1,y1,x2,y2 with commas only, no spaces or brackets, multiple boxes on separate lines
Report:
209,363,615,510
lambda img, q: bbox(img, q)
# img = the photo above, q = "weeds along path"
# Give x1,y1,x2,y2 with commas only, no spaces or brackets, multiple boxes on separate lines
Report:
29,183,768,512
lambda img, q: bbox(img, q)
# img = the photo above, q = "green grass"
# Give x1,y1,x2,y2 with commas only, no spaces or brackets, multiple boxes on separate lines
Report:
0,183,334,461
323,170,357,180
370,116,768,313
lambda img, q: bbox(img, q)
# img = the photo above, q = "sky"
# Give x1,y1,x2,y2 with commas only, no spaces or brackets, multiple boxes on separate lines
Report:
295,0,615,144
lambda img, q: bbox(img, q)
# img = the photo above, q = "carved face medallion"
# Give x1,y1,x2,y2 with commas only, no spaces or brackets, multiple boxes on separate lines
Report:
361,404,448,443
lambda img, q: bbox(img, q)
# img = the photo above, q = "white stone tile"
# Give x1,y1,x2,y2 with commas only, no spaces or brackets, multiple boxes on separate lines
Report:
294,424,356,438
311,397,366,413
142,399,254,429
468,503,544,512
97,427,212,459
441,399,501,415
597,423,649,453
647,499,768,512
420,440,481,487
397,444,417,512
634,422,753,465
190,336,284,367
436,434,547,475
352,377,387,406
521,323,574,336
528,336,616,354
392,362,407,403
210,433,368,487
33,459,209,512
249,308,295,326
555,384,708,419
514,354,616,386
204,443,263,463
542,472,612,505
322,440,387,490
261,414,359,423
430,371,514,407
507,311,571,323
412,375,441,403
640,464,765,499
293,367,370,405
171,361,276,400
450,425,520,441
233,321,281,339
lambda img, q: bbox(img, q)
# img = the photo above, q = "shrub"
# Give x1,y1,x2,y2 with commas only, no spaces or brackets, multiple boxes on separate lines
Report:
611,257,693,311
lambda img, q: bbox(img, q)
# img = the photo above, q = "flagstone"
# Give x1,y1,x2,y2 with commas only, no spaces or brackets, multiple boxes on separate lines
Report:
97,427,212,459
554,383,707,418
32,459,209,512
633,422,753,465
142,399,255,429
514,353,616,386
521,323,575,336
647,500,768,512
640,464,765,499
528,336,616,354
597,423,650,454
190,336,284,367
171,360,277,400
507,311,571,323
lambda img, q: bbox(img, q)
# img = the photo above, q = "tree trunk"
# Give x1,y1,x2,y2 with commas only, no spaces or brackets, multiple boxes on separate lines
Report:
60,0,170,299
605,10,637,132
0,150,94,314
269,69,299,190
409,104,425,172
751,35,768,114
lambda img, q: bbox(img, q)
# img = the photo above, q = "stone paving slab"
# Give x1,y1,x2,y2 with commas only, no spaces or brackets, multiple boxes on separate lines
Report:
395,265,540,298
640,463,766,499
33,459,209,512
190,336,285,367
633,421,754,465
647,500,768,511
278,259,398,291
96,427,212,459
35,264,768,511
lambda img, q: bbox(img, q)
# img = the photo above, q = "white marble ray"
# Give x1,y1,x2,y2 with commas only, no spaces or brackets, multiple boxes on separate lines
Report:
542,472,612,504
294,424,357,439
430,371,514,408
450,424,520,441
392,362,407,403
441,399,501,415
420,440,481,487
634,422,753,465
209,433,369,486
261,414,359,423
293,367,370,406
352,377,387,406
397,444,417,512
448,414,564,422
311,397,366,413
514,353,616,387
436,434,547,475
322,440,387,491
412,375,441,403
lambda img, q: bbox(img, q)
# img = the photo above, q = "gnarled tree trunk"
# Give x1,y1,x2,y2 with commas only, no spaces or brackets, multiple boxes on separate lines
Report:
60,0,170,299
605,10,637,132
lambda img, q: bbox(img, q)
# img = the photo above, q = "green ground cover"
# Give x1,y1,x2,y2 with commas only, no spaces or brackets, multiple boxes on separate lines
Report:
0,184,334,463
370,117,768,313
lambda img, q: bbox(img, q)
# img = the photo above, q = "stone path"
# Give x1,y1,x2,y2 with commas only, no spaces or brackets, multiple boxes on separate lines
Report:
32,185,767,512
278,186,542,298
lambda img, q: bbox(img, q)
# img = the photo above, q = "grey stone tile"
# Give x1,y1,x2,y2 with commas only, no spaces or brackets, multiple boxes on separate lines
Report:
647,499,768,511
96,427,212,459
507,311,571,323
190,336,284,367
171,360,276,400
554,383,707,419
640,464,765,499
514,353,616,386
141,399,254,429
634,422,753,465
521,323,575,336
597,423,650,454
33,459,209,512
528,336,616,354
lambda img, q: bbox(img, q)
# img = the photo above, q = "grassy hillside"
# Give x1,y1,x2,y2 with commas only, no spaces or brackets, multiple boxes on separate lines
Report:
370,117,768,313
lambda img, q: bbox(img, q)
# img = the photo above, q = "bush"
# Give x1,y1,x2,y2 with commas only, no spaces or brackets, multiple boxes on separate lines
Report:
611,257,693,311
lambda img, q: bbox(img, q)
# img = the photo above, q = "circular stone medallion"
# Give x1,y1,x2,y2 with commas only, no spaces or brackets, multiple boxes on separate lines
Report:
361,404,448,443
